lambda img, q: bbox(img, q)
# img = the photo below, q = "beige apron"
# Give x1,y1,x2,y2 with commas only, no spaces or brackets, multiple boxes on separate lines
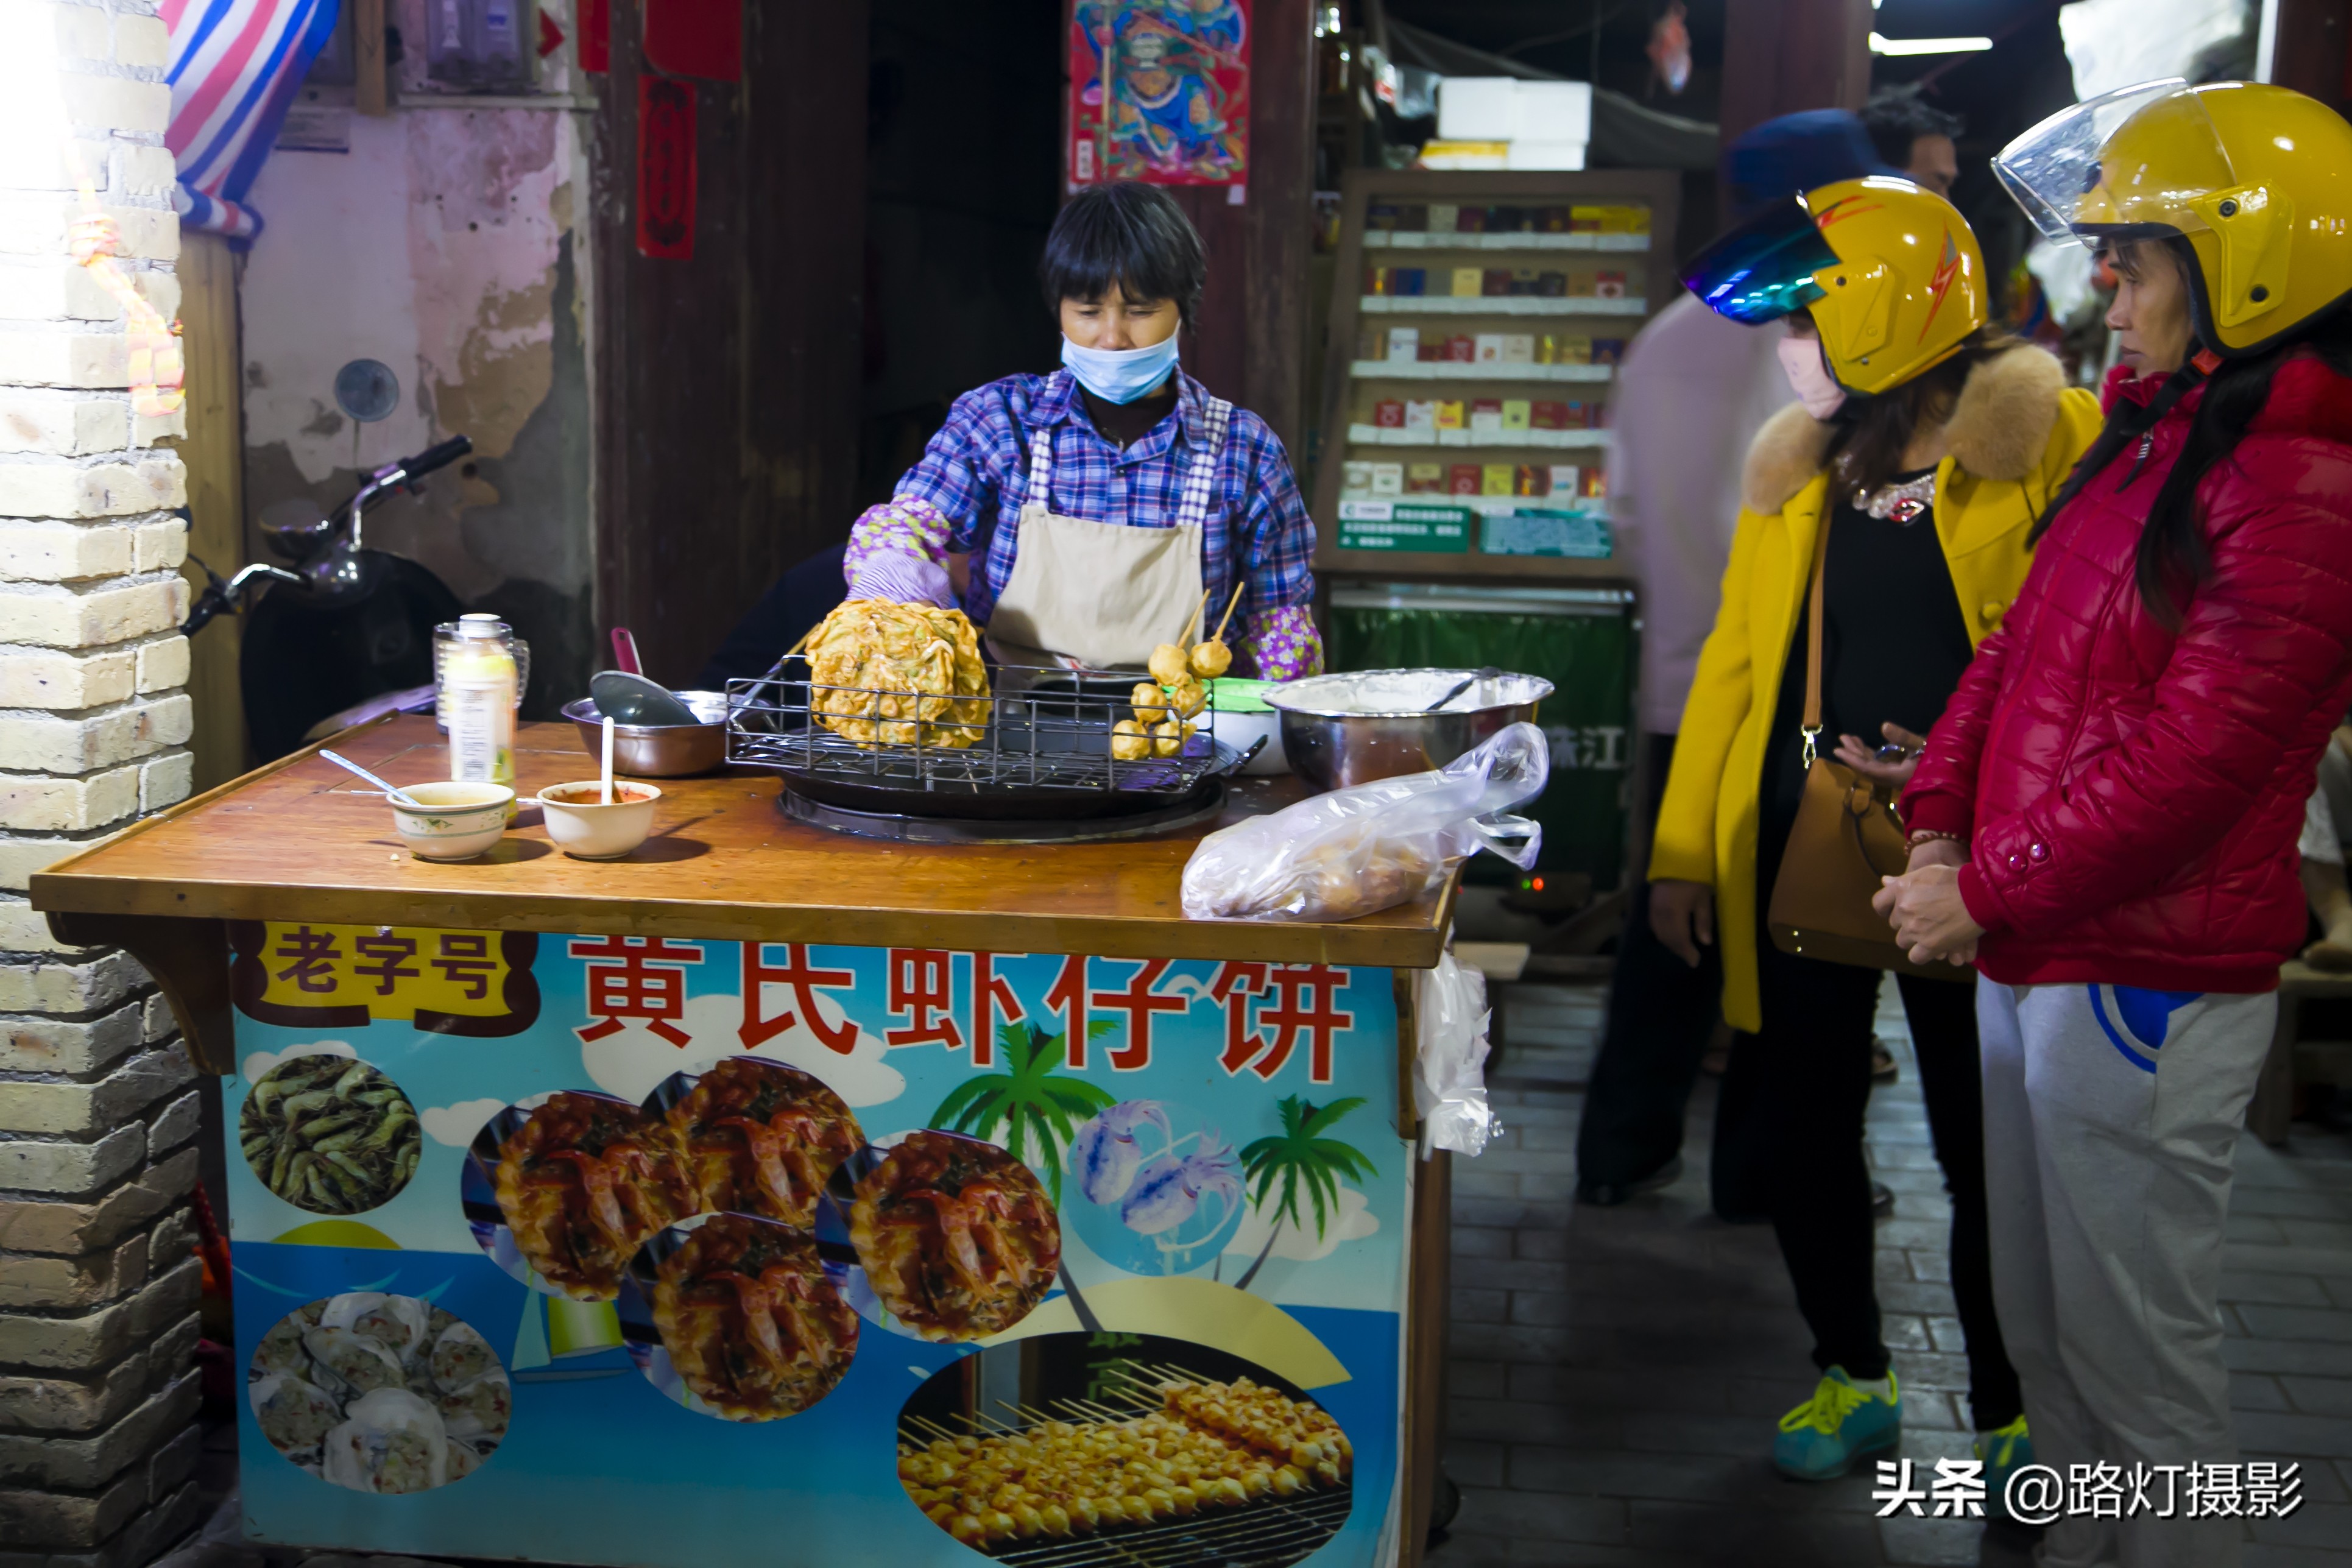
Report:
986,396,1231,669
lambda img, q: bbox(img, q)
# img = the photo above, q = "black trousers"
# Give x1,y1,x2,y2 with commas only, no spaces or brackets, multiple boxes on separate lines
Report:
1574,735,1767,1217
1717,916,2023,1430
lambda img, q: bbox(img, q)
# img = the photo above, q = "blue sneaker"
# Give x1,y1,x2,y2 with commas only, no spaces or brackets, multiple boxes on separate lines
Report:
1976,1416,2033,1517
1773,1367,1902,1480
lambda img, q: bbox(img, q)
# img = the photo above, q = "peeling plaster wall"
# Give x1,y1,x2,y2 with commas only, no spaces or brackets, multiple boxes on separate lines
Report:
235,102,593,716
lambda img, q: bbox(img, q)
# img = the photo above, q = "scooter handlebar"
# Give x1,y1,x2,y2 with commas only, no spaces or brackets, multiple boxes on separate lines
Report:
400,436,473,482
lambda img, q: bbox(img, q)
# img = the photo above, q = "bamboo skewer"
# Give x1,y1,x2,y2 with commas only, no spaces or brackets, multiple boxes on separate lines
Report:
1184,587,1212,647
1210,577,1248,645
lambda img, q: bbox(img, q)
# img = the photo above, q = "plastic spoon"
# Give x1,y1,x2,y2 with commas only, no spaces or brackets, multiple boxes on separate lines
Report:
610,627,643,675
601,715,615,806
320,749,423,807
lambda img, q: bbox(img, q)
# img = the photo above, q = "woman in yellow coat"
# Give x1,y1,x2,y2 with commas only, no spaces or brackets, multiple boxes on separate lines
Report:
1651,178,2102,1483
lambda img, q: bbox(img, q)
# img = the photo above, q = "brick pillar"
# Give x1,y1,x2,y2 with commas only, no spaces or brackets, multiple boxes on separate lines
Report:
0,3,208,1564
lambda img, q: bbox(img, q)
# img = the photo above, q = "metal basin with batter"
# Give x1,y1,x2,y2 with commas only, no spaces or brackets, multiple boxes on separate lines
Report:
1265,668,1553,791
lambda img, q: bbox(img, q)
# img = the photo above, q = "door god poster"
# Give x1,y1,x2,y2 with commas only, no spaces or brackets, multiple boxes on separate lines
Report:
1070,0,1250,186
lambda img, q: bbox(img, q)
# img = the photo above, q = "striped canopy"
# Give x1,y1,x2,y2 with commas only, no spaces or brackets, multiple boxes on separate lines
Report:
163,0,341,239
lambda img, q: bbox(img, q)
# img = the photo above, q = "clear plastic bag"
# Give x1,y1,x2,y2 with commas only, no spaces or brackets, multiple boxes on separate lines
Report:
1413,950,1499,1158
1181,722,1549,922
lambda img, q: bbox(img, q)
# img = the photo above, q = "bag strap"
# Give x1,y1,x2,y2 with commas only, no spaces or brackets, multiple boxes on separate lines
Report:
1801,508,1830,768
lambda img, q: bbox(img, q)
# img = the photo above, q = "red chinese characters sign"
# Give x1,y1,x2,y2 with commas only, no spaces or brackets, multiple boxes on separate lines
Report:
636,76,697,260
1069,0,1249,187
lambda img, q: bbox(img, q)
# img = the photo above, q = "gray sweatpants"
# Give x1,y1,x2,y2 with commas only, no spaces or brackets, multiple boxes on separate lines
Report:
1976,977,2275,1568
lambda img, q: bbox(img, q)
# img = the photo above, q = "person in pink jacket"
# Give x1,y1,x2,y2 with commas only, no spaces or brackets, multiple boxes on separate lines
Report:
1879,81,2352,1568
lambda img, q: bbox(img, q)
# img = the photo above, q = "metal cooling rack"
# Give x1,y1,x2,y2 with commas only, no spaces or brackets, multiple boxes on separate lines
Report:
726,659,1235,797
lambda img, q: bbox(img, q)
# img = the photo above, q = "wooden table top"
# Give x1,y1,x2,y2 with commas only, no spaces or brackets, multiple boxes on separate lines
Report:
30,716,1451,967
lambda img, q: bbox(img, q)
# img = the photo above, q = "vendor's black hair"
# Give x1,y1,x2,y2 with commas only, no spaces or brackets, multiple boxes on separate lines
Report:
2029,236,2352,626
1039,184,1207,328
1860,90,1963,171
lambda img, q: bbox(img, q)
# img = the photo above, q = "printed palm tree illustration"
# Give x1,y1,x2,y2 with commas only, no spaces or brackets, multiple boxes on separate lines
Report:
931,1020,1118,1328
1234,1094,1379,1291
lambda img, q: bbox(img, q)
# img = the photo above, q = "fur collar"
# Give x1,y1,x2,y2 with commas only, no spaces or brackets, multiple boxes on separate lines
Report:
1739,343,2071,514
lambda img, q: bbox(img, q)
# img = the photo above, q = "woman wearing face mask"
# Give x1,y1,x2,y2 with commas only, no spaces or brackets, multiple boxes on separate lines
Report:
1653,178,2102,1483
840,182,1319,678
1880,82,2352,1568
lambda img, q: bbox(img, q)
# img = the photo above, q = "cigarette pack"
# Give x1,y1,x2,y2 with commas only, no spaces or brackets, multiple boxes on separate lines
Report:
1531,400,1568,431
1562,400,1591,429
1368,204,1402,231
1369,462,1405,496
1445,334,1477,362
1591,338,1626,366
1428,203,1459,234
1396,203,1429,232
1557,336,1593,364
1474,333,1506,364
1481,463,1514,496
1502,399,1532,432
1516,465,1549,496
1407,462,1446,493
1342,461,1373,496
1451,267,1484,298
1549,464,1581,495
1448,463,1481,495
1435,400,1466,431
1538,270,1569,297
1455,205,1485,233
1482,268,1511,297
1365,266,1388,295
1469,398,1503,436
1502,333,1536,364
1596,269,1628,300
1404,400,1438,436
1374,399,1405,429
1387,327,1421,362
1393,267,1427,296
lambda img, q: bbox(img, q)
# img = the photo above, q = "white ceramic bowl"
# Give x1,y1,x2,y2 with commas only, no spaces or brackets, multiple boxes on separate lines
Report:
537,780,660,860
389,782,514,861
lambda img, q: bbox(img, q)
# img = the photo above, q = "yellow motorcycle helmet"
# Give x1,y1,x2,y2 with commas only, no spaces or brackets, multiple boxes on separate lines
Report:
1679,176,1987,395
1996,79,2352,356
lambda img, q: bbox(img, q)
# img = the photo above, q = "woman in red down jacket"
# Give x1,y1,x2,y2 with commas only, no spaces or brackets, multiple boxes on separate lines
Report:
1877,81,2352,1568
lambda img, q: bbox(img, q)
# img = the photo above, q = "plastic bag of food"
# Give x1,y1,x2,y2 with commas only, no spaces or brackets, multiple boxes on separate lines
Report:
1181,722,1548,922
1413,950,1499,1158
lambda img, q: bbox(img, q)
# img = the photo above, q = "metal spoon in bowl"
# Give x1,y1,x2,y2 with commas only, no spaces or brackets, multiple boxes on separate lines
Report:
590,669,699,727
1425,666,1503,713
320,749,423,807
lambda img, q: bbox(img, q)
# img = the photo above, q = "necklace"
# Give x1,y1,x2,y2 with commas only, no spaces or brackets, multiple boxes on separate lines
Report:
1853,471,1936,524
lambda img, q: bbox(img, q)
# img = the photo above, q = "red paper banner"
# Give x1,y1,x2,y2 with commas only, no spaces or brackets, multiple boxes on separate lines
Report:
1069,0,1250,186
576,0,609,72
645,0,743,82
636,76,697,261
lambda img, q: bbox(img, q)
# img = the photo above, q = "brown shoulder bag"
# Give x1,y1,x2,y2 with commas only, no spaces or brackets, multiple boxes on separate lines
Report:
1764,512,1965,981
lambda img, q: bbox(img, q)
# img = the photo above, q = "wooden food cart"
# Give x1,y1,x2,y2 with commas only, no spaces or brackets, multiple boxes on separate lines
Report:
32,716,1456,1568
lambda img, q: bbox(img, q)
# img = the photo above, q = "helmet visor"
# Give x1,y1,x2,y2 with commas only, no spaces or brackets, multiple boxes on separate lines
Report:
1678,195,1838,326
1994,79,2235,248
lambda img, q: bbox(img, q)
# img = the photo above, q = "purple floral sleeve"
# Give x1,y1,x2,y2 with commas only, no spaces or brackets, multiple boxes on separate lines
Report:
844,496,955,581
1241,606,1324,682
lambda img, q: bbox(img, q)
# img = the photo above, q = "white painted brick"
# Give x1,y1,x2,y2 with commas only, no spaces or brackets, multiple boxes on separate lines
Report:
0,1047,191,1139
0,694,192,772
139,992,171,1044
59,75,170,138
0,893,101,958
0,461,174,518
115,16,170,72
0,392,125,456
0,520,131,582
0,998,147,1076
130,403,183,445
0,199,175,263
0,644,134,708
51,6,109,63
0,1120,143,1197
134,749,186,813
0,761,140,831
0,138,115,198
116,146,176,202
0,575,184,649
0,327,127,390
0,944,146,1014
127,516,179,573
129,634,182,694
134,453,180,509
0,262,179,324
144,1089,197,1154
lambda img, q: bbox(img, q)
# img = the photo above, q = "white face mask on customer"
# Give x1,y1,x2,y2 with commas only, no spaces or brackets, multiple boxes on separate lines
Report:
1776,335,1848,420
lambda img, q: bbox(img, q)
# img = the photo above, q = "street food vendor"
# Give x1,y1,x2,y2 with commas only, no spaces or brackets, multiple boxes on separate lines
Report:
841,183,1323,679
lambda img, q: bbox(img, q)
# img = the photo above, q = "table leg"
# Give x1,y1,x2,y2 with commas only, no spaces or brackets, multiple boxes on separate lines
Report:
1402,1148,1452,1568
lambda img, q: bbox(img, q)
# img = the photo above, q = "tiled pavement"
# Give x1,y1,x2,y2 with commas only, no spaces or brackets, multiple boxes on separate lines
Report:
1425,982,2352,1568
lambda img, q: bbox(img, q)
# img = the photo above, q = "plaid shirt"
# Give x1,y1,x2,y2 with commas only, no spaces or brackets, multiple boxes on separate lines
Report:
847,369,1321,677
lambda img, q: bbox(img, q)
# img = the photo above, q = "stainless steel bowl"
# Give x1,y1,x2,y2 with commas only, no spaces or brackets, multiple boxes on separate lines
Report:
1265,668,1553,791
562,691,730,777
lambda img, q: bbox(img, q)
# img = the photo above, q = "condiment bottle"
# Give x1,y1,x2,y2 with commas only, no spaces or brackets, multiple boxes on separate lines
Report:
442,614,518,819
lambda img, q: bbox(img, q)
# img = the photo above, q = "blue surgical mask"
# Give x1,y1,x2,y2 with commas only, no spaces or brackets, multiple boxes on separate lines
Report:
1062,332,1181,404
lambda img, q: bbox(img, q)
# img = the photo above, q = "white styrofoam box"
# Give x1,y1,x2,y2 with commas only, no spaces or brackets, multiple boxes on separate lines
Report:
1436,77,1519,140
1507,139,1589,171
1512,80,1593,143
